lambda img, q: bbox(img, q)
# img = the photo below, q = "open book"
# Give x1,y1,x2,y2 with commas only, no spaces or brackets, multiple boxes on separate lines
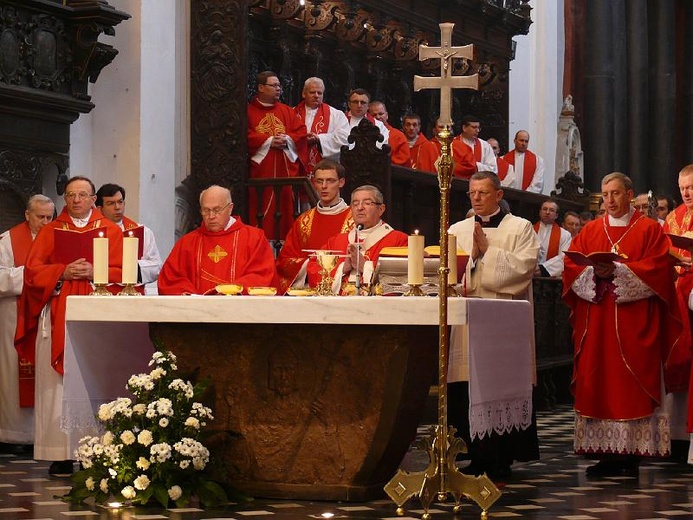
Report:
54,226,107,264
666,232,693,251
564,250,625,267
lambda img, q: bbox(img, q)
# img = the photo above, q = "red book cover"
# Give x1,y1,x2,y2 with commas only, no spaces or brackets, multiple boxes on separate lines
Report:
123,225,145,259
666,233,693,251
53,226,107,264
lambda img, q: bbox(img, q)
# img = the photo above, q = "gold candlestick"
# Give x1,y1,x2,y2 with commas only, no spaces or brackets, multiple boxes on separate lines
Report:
90,283,111,296
404,283,424,296
118,283,140,296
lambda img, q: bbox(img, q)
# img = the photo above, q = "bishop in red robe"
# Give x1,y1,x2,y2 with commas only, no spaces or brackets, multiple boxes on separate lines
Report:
158,185,277,295
563,173,682,475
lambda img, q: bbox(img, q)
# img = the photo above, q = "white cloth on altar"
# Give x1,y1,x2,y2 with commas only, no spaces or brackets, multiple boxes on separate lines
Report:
0,232,34,443
448,299,534,441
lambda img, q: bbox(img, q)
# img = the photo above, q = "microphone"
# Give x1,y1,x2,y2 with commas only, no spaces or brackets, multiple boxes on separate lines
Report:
355,224,364,291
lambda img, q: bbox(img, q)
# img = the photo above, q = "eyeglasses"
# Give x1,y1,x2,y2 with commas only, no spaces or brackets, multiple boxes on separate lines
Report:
349,100,369,105
467,190,493,198
313,178,339,186
262,83,282,89
350,199,381,208
200,202,231,217
65,192,94,200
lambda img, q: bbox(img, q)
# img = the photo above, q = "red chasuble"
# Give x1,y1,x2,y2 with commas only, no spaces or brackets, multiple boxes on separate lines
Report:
533,221,562,259
14,208,123,406
276,206,353,294
502,149,538,190
410,134,438,173
247,97,308,240
562,214,682,421
158,217,277,295
431,137,476,178
384,123,412,167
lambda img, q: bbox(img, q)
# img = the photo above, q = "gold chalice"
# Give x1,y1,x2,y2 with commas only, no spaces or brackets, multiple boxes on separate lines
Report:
315,251,338,296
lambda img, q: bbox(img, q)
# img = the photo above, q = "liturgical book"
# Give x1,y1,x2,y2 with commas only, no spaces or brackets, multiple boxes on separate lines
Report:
54,226,107,264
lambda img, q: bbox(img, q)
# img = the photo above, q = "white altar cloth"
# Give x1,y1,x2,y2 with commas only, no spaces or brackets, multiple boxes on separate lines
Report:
63,296,532,452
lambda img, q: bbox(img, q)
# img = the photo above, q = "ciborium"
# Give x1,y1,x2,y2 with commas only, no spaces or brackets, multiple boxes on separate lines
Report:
315,251,338,296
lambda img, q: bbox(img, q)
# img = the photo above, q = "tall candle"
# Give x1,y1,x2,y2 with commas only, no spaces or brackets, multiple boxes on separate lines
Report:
93,233,109,284
448,234,458,285
122,234,139,284
408,230,424,285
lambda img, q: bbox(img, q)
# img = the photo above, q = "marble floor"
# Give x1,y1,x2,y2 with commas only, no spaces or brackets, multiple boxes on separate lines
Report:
2,406,693,519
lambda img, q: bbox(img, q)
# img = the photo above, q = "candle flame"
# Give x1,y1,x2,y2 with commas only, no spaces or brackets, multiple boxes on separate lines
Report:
98,231,104,238
128,230,134,237
414,229,419,235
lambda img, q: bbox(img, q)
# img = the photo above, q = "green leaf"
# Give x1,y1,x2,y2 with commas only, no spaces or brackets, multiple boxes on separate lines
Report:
153,485,169,508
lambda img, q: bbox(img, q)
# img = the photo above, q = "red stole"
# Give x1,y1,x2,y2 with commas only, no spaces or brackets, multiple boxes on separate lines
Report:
457,136,482,161
533,222,561,260
502,150,538,190
121,215,140,230
295,101,332,173
14,208,123,406
497,156,510,181
9,222,33,268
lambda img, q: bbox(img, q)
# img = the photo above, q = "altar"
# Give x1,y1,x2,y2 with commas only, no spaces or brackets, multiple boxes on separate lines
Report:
64,296,533,501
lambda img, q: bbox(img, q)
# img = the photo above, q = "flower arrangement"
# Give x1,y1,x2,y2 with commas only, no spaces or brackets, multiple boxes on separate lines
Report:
64,350,227,508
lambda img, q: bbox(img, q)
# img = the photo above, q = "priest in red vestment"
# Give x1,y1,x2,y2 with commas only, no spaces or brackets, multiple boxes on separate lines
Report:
488,137,516,188
14,176,123,474
403,113,438,173
276,159,353,294
158,185,277,295
305,185,408,294
247,71,308,240
501,130,545,193
663,164,693,439
368,101,412,167
533,200,572,277
563,172,682,477
454,115,497,175
0,195,54,448
430,118,477,178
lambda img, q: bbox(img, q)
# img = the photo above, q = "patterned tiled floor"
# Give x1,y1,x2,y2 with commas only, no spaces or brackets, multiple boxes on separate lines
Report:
2,406,693,519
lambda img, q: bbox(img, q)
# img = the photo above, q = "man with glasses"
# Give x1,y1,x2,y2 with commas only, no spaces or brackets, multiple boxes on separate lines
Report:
345,89,389,150
447,171,539,480
401,113,438,173
276,160,353,293
430,116,476,179
14,176,124,476
247,71,307,240
457,114,498,175
96,183,162,291
368,100,412,167
158,185,276,295
0,195,54,454
304,185,407,294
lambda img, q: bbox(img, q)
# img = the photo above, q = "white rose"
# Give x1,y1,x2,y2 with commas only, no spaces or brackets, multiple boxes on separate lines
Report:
136,457,150,470
138,430,153,446
134,474,150,491
121,486,136,500
185,417,200,429
85,477,95,491
168,485,182,501
133,404,146,415
100,478,109,493
120,430,136,445
159,417,169,428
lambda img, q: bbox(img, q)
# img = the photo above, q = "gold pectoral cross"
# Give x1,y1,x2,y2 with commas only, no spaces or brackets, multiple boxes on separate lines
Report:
208,245,228,263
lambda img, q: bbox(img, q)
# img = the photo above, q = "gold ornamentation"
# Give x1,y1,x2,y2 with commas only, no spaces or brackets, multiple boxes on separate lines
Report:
255,113,286,136
207,245,228,263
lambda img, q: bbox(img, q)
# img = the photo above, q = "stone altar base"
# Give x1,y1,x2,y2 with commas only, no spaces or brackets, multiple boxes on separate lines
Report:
149,322,438,501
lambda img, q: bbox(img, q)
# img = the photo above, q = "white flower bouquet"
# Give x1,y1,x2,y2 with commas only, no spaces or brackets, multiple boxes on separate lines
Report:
64,350,227,508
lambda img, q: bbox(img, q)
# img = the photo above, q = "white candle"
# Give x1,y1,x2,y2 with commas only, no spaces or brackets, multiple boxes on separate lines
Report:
408,231,424,285
122,234,139,284
448,234,458,285
93,233,109,284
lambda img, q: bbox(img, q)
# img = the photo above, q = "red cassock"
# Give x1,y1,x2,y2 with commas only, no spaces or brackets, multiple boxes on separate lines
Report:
158,218,277,295
14,208,123,406
247,97,307,240
562,214,683,421
275,207,353,294
384,123,412,167
306,227,408,288
410,134,439,173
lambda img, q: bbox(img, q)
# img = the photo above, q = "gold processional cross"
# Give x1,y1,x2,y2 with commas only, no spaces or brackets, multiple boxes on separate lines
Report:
384,22,501,520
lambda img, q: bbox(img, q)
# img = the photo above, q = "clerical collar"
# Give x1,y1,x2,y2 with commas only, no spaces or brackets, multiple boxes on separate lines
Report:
474,208,505,228
359,220,384,235
408,138,417,148
70,210,93,228
607,207,635,227
224,216,236,231
116,221,125,231
461,136,476,147
256,99,275,108
316,198,348,215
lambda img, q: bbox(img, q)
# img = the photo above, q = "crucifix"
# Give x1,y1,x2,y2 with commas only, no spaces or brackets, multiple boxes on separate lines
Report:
413,22,478,128
385,22,501,520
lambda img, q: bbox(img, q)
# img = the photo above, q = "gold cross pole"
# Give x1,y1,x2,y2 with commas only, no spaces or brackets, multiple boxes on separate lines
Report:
384,22,501,520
